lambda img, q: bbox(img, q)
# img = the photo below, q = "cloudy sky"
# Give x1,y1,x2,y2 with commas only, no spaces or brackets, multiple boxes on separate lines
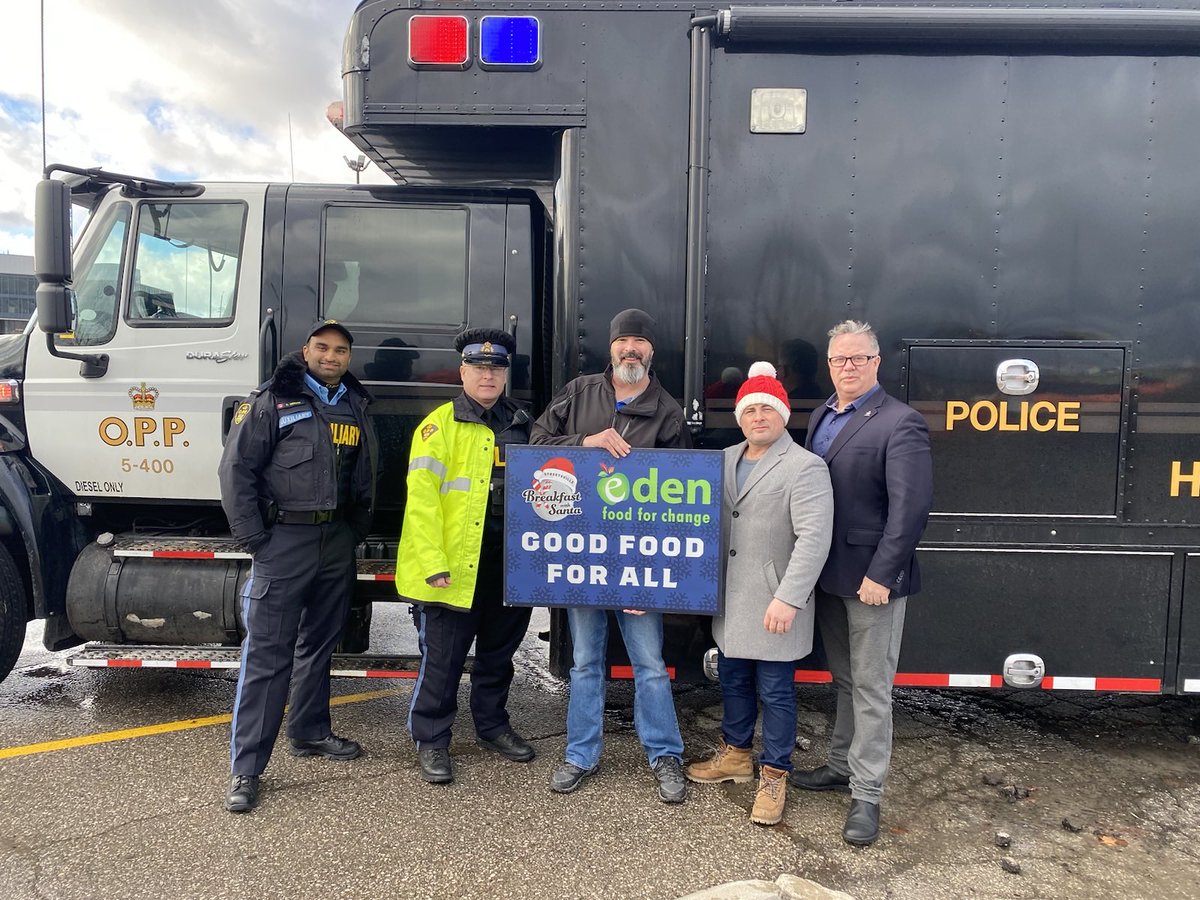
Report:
0,0,388,257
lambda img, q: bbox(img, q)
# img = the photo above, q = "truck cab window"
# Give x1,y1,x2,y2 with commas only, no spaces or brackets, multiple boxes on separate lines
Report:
322,205,467,327
59,202,130,347
127,202,247,325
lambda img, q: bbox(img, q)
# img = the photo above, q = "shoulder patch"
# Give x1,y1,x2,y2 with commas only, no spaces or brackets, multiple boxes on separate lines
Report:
233,402,251,426
421,423,439,442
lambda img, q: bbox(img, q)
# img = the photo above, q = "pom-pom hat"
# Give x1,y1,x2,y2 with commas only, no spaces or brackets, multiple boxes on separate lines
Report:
734,361,791,424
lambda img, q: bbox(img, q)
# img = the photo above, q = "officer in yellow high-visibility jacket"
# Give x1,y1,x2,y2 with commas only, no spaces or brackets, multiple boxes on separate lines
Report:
396,328,533,785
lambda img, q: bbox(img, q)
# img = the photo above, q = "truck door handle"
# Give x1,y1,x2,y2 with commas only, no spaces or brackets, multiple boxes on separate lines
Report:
259,307,277,383
220,396,245,444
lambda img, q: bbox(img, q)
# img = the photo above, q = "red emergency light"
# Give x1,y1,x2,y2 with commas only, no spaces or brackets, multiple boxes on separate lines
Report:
408,15,470,68
0,380,19,404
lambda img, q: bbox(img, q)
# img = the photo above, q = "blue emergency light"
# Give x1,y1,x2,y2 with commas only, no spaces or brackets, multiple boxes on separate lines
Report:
479,16,541,68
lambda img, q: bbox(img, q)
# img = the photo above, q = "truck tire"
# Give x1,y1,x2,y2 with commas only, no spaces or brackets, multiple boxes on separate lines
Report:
0,543,28,684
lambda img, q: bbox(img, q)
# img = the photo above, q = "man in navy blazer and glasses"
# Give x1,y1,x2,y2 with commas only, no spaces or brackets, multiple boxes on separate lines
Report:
792,319,933,846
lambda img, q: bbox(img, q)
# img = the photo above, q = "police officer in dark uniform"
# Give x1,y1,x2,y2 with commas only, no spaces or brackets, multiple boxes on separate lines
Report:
218,319,377,812
396,328,533,784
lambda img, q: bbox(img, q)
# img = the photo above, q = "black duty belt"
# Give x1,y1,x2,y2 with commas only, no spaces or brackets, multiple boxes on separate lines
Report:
276,508,344,525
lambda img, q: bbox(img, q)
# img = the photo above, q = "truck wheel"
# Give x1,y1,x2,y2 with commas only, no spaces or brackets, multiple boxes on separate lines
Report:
0,543,28,684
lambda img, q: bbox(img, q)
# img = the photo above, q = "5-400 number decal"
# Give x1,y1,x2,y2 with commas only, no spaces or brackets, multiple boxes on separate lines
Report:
121,458,175,474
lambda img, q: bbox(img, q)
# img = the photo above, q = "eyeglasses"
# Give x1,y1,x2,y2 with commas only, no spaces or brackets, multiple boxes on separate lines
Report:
828,354,878,368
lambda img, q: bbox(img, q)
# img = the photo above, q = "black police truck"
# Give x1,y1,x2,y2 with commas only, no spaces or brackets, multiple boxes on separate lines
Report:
5,0,1200,695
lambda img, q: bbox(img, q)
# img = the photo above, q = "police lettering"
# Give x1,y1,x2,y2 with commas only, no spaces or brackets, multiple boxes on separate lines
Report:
329,422,361,447
945,400,1080,433
99,416,187,447
1170,460,1200,498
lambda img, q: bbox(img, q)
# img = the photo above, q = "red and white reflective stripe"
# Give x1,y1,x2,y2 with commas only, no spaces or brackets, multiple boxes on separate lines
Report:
610,665,677,680
1042,675,1160,692
334,670,418,679
113,549,391,578
794,669,833,684
70,658,417,678
113,549,250,560
796,670,1158,692
894,673,1005,688
1183,679,1200,694
71,658,238,670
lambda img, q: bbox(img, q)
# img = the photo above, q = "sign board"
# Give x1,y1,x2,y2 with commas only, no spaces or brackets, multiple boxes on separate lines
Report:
503,446,723,613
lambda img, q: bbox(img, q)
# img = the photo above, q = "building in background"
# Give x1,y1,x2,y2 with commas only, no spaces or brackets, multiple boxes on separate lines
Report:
0,255,35,334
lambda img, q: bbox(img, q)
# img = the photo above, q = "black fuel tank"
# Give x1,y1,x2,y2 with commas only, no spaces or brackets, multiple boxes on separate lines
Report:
66,542,247,645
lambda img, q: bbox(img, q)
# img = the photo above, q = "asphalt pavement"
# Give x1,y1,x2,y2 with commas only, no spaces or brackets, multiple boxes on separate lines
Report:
2,607,1200,900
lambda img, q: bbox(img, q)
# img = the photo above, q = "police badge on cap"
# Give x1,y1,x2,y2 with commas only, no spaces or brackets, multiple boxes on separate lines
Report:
455,328,515,368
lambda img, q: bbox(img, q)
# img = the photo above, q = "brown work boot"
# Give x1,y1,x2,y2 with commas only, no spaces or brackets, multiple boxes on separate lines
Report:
750,765,788,825
686,739,754,784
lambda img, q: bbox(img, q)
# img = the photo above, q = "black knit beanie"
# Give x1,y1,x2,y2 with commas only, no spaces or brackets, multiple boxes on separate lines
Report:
609,308,657,347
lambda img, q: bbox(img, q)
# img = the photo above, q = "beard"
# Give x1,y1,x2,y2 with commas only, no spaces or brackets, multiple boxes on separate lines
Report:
613,351,650,385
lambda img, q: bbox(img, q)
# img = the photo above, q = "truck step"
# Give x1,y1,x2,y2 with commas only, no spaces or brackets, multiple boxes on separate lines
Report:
355,558,396,582
107,537,395,581
66,645,427,678
111,537,249,560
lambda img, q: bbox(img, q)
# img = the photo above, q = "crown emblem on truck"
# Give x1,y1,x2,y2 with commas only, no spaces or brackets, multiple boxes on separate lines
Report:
128,383,160,410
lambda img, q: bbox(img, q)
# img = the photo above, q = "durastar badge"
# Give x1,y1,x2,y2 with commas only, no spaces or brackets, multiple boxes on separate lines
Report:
186,350,250,363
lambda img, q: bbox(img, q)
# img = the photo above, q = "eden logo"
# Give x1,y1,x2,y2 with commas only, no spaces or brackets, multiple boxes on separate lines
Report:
596,464,712,507
596,463,630,504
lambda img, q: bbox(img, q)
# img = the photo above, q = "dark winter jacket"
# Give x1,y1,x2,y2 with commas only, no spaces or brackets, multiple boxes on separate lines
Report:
218,352,377,552
530,367,691,450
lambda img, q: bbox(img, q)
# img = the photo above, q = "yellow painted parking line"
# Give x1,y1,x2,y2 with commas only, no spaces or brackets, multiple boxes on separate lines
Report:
0,688,401,761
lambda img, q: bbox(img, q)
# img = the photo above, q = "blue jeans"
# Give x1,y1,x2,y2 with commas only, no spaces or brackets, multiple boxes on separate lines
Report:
718,651,796,772
565,608,684,769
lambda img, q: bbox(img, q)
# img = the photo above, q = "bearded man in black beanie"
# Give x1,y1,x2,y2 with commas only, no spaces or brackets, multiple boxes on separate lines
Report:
530,308,692,804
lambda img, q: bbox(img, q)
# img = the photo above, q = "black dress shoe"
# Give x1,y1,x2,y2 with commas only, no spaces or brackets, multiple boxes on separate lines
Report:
843,799,881,846
417,747,454,784
225,774,259,813
289,733,362,761
478,729,536,762
789,764,851,793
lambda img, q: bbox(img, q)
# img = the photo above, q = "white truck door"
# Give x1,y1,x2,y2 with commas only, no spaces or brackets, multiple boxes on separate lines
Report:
23,185,266,502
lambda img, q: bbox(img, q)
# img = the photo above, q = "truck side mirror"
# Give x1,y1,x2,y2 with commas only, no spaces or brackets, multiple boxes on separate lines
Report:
34,178,74,335
35,283,73,335
34,178,72,283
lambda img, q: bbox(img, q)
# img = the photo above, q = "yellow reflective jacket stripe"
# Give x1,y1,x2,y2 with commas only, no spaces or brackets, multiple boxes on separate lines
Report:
395,401,494,609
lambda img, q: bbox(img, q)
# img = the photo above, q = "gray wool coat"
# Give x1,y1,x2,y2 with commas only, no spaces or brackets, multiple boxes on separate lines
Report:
713,432,834,662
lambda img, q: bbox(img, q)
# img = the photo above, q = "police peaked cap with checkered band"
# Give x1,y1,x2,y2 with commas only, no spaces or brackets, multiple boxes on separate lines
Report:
455,328,515,367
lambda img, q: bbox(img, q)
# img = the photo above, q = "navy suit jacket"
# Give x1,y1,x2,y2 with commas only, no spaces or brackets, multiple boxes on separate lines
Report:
805,388,933,600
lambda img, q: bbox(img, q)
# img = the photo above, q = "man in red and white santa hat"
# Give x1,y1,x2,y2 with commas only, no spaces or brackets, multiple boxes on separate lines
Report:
686,361,833,827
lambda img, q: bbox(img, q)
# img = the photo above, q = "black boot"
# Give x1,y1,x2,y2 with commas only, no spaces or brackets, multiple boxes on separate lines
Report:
789,764,851,793
417,747,453,784
225,775,260,813
843,798,881,845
